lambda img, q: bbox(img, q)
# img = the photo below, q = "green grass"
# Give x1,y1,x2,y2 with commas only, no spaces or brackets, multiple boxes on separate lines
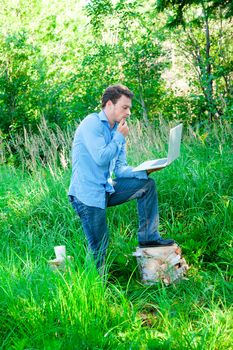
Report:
0,122,233,349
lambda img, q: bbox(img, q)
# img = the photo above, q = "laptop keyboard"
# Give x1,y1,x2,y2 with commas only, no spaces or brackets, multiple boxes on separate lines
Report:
152,158,167,166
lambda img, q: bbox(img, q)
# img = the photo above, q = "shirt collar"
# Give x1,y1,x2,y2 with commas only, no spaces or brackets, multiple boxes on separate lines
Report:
98,110,117,130
98,110,108,122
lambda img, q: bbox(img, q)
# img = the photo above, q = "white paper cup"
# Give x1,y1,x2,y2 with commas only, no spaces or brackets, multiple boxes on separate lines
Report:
54,245,66,259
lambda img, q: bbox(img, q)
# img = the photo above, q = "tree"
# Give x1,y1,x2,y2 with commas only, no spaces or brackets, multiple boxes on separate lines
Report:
156,0,233,122
0,31,47,133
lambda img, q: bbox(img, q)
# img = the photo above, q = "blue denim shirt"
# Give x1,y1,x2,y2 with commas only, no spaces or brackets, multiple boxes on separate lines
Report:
68,110,148,209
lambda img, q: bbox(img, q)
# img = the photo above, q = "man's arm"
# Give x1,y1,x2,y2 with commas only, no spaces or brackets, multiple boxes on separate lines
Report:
114,143,148,179
81,117,125,166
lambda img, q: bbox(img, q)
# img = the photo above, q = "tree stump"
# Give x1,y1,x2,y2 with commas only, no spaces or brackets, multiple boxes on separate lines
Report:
133,244,189,285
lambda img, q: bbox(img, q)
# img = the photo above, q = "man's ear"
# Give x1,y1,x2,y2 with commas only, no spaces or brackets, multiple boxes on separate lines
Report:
106,100,113,108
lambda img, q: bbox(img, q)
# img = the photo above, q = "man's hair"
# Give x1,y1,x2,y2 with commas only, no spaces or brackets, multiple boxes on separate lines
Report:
101,84,134,108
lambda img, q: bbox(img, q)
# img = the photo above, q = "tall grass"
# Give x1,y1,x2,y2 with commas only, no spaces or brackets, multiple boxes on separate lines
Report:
0,120,232,349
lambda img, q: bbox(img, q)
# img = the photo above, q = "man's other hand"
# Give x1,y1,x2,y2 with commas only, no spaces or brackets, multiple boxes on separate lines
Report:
117,119,129,137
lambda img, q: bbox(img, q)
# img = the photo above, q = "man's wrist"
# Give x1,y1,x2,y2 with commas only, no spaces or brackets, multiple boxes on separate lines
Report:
113,131,125,144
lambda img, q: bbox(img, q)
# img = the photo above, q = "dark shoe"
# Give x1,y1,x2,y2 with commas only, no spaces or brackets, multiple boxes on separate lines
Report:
139,238,175,248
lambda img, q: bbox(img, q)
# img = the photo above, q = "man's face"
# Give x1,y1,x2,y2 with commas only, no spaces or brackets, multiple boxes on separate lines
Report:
108,95,132,124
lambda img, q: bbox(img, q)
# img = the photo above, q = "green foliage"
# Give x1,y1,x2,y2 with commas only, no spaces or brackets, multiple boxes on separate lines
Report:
0,0,232,137
0,31,46,133
156,0,233,122
156,0,233,25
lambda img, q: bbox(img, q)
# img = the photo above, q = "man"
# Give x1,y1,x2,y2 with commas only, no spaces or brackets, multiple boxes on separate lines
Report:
68,84,174,269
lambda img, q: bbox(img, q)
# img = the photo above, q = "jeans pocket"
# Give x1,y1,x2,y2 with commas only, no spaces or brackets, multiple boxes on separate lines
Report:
71,197,88,220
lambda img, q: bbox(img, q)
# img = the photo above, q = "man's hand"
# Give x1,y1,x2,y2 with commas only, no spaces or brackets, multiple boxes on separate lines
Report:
147,167,165,175
117,118,129,137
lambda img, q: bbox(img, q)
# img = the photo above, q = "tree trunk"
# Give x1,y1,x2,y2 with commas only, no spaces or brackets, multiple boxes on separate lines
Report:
136,61,149,125
139,87,149,126
202,2,216,121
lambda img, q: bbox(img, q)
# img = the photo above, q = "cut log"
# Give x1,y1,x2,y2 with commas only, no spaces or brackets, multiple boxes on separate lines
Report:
133,244,189,285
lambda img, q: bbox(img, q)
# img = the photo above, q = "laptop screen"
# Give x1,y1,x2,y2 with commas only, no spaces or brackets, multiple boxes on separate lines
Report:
167,124,183,165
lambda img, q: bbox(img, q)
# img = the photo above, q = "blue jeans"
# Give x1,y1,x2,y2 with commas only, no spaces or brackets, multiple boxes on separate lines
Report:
69,177,160,269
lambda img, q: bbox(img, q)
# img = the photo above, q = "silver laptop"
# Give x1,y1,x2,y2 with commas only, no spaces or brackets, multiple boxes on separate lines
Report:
133,123,183,171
